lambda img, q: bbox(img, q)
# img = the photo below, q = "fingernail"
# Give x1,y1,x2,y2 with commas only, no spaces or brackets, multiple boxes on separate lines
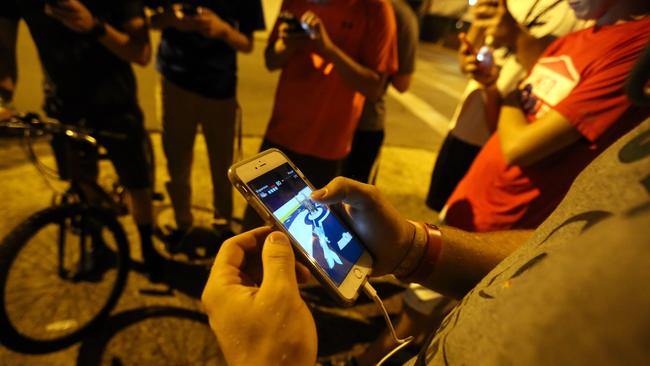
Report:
268,231,288,244
311,188,328,200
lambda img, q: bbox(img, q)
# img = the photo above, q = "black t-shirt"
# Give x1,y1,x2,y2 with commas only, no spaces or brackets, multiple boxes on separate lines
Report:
149,0,265,99
1,0,143,118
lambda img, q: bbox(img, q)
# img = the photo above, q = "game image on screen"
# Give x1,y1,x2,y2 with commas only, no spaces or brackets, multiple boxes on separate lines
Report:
247,163,364,285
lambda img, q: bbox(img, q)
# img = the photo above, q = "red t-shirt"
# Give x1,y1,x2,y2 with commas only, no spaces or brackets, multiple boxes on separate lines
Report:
264,0,398,160
445,17,650,232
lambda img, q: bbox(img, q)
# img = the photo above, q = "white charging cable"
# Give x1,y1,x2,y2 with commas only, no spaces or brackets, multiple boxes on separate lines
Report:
362,281,414,366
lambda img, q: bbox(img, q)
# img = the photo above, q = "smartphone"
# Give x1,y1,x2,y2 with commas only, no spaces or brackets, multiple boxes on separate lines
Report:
277,11,309,34
229,149,373,305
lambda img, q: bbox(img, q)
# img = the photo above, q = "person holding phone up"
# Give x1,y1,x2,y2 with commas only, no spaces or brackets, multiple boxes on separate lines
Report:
241,0,398,229
260,0,398,188
443,0,649,232
147,1,265,246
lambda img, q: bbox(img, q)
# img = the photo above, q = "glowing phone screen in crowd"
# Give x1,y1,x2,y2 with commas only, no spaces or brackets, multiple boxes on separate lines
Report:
247,163,364,285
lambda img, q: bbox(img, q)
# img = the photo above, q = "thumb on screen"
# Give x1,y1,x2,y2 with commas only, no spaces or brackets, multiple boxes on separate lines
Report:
260,231,300,294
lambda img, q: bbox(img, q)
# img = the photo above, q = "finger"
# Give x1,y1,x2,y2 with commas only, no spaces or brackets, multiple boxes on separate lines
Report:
311,176,379,209
259,231,299,295
211,226,273,282
458,33,475,55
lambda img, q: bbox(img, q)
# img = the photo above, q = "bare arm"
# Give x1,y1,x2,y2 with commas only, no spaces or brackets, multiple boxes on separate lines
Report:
312,177,532,299
497,90,582,166
304,11,386,100
47,0,151,66
0,18,18,101
421,226,532,299
265,11,388,100
99,16,151,66
391,73,412,93
323,43,386,100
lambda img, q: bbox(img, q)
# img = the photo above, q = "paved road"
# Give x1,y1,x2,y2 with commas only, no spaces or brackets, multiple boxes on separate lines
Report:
0,20,467,365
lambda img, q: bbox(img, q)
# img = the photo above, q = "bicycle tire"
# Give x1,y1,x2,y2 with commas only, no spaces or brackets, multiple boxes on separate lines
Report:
0,204,130,354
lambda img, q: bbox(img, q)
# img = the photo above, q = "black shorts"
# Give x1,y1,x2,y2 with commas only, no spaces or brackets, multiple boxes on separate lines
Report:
51,108,153,190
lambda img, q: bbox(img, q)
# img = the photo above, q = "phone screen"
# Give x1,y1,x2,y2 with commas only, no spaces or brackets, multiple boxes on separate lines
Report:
247,163,364,286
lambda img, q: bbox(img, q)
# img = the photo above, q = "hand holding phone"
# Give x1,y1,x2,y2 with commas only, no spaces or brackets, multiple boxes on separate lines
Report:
458,32,498,86
310,177,417,277
229,149,375,305
278,11,308,34
202,227,318,366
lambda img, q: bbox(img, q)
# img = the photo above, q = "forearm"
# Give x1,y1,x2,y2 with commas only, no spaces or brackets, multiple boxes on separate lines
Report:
219,27,253,53
417,226,532,299
98,18,151,66
483,84,501,133
324,45,384,101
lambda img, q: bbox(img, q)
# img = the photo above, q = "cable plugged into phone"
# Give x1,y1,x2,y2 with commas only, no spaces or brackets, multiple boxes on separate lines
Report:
362,281,414,366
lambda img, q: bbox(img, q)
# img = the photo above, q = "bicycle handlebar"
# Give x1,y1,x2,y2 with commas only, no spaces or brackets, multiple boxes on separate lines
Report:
0,112,125,145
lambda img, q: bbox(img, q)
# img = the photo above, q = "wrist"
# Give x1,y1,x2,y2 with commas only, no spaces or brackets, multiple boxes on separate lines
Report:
87,17,107,39
392,221,427,278
397,223,443,283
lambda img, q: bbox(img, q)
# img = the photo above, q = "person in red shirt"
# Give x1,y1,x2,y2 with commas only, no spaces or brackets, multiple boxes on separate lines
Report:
242,0,398,229
444,0,650,232
262,0,398,187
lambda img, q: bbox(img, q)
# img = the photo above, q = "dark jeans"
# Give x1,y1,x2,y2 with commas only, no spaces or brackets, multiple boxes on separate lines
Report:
342,129,385,184
242,139,344,230
426,133,482,211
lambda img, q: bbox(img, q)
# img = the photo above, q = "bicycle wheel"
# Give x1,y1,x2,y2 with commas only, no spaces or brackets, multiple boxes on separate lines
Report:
0,204,130,354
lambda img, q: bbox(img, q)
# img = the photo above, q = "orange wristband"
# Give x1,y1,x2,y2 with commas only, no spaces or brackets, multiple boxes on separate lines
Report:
398,223,442,283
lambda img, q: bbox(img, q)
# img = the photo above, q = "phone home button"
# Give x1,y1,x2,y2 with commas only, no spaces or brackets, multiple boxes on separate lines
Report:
353,268,364,279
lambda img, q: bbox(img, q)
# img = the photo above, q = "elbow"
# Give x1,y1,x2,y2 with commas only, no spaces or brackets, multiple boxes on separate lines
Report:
501,143,530,167
240,41,254,54
392,82,409,93
391,76,412,93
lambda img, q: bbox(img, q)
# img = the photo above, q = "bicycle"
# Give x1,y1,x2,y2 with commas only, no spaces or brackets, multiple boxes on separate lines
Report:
0,113,146,354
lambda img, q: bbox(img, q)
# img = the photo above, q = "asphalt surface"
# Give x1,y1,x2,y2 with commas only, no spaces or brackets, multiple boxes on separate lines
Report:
0,23,466,365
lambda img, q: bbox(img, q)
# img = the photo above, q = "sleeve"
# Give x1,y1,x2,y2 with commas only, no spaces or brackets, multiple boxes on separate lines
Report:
553,36,648,143
394,1,418,75
236,0,266,34
359,0,398,74
0,0,21,21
